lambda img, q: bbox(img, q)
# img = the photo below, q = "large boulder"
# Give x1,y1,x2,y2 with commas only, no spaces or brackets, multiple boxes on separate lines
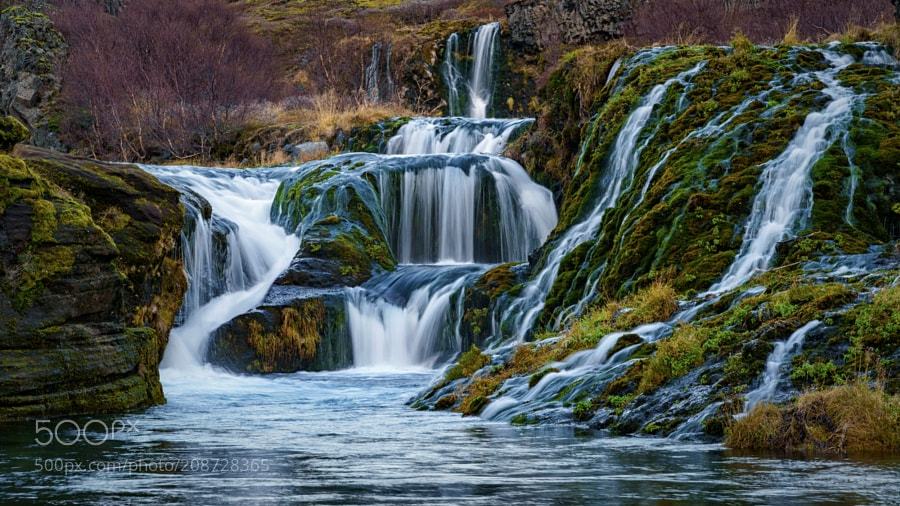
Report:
505,0,635,53
207,287,352,374
0,6,66,150
0,145,186,421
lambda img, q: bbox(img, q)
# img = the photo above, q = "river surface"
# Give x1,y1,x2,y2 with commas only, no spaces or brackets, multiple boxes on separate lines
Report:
2,370,899,504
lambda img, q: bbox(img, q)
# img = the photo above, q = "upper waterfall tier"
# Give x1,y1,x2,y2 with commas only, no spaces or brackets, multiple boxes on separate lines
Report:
442,22,500,119
387,117,532,155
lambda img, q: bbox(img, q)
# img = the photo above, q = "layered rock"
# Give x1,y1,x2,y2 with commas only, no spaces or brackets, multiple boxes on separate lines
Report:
0,140,185,421
505,0,635,53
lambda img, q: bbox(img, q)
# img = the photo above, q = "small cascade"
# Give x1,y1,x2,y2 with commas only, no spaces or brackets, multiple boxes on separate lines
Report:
142,166,301,370
364,42,394,103
499,61,706,342
742,320,822,414
707,50,859,294
442,33,464,117
347,265,488,369
387,117,532,155
481,322,673,422
442,22,500,119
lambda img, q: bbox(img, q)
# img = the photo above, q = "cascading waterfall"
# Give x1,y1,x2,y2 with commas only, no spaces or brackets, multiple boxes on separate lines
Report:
345,121,556,367
442,22,500,119
377,154,556,264
142,166,301,371
498,61,706,342
468,22,500,119
364,42,395,103
347,265,488,369
443,32,464,117
468,45,883,434
343,25,556,369
707,50,859,295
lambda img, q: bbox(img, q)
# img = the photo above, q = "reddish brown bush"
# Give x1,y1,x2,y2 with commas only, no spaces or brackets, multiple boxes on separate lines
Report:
626,0,894,44
52,0,284,161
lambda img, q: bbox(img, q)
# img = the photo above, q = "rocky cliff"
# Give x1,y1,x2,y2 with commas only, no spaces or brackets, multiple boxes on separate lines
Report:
506,0,635,53
0,6,65,150
0,123,186,421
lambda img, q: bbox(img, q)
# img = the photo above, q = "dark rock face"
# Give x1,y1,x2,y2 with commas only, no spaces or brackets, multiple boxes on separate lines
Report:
208,287,352,374
0,6,66,150
0,145,186,421
505,0,634,53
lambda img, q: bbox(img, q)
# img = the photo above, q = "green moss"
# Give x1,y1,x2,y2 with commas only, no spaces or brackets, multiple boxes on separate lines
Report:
444,345,490,383
12,245,76,310
845,286,900,369
572,399,595,421
29,198,56,242
0,115,29,151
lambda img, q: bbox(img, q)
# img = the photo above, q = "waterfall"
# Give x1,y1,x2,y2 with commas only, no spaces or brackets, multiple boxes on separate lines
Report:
143,166,301,370
387,117,532,155
442,22,500,119
742,320,822,414
707,51,859,295
377,154,556,264
347,265,487,369
499,61,706,342
365,42,395,103
468,22,499,119
443,33,464,116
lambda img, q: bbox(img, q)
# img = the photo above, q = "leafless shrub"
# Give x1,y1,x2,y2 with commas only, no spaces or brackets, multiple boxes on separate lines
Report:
52,0,284,161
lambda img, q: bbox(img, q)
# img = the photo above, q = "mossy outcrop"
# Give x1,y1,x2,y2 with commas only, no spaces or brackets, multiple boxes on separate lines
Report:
0,115,29,151
0,145,185,421
271,155,396,288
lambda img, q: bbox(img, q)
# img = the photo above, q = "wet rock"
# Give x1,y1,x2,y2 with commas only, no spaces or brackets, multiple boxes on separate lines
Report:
287,141,329,161
271,157,396,288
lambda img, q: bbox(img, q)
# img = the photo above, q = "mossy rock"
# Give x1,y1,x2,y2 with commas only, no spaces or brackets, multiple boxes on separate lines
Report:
0,146,186,421
208,290,352,374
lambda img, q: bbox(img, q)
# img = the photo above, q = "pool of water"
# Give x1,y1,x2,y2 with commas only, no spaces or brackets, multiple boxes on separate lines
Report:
2,370,899,504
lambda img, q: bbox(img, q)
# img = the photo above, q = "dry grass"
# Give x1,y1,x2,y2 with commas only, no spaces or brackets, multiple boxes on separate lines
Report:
273,92,414,140
726,382,900,455
781,17,802,45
